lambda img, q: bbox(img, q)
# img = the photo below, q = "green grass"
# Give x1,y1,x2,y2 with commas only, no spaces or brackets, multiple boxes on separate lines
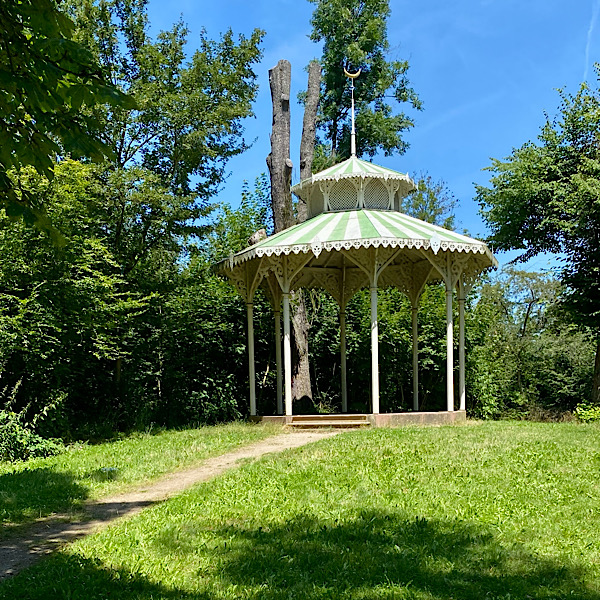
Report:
0,422,278,531
2,421,600,599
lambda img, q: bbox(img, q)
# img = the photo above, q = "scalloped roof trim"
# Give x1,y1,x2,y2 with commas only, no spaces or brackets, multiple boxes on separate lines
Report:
225,237,497,268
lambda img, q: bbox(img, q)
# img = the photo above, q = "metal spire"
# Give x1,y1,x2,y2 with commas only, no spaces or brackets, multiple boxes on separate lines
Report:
344,67,361,157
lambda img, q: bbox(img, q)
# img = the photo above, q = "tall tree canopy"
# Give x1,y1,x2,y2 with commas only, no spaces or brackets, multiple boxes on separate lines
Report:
63,0,264,273
0,0,134,227
68,0,263,200
308,0,421,164
0,0,266,436
476,70,600,402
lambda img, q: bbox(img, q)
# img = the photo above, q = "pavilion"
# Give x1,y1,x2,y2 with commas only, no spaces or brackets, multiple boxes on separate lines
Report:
219,151,497,426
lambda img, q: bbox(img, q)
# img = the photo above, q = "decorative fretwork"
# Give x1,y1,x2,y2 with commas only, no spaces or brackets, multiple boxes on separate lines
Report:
364,179,389,210
342,267,370,306
421,250,473,290
379,256,433,306
261,271,283,311
299,267,343,303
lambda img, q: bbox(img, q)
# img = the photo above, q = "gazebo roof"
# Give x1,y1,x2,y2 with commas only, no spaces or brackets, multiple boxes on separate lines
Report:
225,208,497,269
291,156,416,202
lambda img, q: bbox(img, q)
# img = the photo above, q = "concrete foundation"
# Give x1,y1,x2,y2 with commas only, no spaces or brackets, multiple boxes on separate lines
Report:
249,411,467,428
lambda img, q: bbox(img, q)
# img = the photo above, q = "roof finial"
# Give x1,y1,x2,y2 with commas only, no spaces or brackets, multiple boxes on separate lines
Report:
344,67,361,157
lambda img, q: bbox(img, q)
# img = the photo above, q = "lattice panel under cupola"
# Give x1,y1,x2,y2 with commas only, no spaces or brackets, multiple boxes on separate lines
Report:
364,179,390,209
328,180,358,211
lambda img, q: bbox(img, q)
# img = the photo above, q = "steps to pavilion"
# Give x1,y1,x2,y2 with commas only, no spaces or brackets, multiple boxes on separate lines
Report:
286,414,370,429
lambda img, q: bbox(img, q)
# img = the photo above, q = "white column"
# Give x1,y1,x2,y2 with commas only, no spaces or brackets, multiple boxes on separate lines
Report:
445,282,454,412
274,309,283,415
247,302,256,416
458,279,466,412
340,307,348,413
412,304,419,411
370,285,380,414
282,292,293,416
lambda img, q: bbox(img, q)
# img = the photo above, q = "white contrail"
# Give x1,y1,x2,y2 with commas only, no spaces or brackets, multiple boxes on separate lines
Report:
584,0,600,81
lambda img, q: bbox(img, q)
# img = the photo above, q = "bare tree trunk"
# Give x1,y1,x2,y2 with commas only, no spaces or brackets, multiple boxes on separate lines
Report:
267,59,322,406
297,60,321,222
266,60,294,233
290,60,322,404
291,293,312,402
593,338,600,404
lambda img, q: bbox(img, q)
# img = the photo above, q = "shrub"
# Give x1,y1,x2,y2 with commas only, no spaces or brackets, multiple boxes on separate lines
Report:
0,410,65,462
574,402,600,423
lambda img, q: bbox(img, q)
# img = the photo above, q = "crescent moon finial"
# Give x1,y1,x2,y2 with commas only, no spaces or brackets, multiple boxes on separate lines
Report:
344,67,362,79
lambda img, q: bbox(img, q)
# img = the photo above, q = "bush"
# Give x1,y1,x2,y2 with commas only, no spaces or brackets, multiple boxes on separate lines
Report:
574,402,600,423
0,410,65,462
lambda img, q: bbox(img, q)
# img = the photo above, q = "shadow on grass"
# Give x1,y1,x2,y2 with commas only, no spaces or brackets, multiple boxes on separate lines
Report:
206,511,597,599
1,511,596,599
0,554,200,600
0,469,88,527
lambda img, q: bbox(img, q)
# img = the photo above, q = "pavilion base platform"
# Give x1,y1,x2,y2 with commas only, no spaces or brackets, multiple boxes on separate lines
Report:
250,410,466,429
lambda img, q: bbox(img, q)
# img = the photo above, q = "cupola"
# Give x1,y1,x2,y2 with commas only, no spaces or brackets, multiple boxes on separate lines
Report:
290,155,416,218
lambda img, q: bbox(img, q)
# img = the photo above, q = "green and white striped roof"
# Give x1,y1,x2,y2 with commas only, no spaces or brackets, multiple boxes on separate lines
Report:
291,156,415,195
227,209,497,267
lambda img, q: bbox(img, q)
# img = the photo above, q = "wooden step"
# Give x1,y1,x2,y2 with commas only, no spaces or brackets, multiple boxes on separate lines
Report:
287,414,370,429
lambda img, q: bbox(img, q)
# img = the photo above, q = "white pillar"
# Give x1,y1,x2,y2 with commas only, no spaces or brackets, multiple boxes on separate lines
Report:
282,292,292,416
247,302,256,416
340,307,348,413
458,279,466,412
445,283,454,412
274,309,283,415
412,305,419,411
370,285,380,414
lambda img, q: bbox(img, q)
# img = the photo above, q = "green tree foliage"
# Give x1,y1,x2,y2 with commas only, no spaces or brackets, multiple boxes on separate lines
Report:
476,71,600,402
69,0,263,197
0,162,148,437
0,0,134,227
0,1,266,440
0,165,277,438
62,0,264,275
403,172,457,229
206,174,272,262
467,268,595,419
308,0,421,164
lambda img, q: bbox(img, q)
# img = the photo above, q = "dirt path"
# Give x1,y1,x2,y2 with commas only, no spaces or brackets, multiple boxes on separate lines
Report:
0,429,339,580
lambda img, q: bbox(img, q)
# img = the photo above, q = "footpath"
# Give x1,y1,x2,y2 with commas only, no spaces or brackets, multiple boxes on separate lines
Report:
0,429,338,580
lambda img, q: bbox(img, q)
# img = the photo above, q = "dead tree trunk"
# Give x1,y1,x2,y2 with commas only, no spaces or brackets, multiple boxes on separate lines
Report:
290,60,322,404
266,60,294,233
297,60,322,221
266,60,309,403
267,59,322,405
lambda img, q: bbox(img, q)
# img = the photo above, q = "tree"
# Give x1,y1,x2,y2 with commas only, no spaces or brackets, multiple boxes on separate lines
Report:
207,174,273,262
466,268,594,418
403,172,457,228
308,0,421,164
68,0,264,219
1,1,266,436
266,59,319,403
476,70,600,403
0,0,134,228
0,161,147,437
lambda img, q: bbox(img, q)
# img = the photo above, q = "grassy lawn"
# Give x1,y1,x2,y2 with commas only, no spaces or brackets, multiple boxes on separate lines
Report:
0,422,278,532
2,421,600,599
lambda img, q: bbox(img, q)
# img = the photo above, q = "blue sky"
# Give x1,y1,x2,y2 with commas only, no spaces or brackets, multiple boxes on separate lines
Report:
147,0,600,268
